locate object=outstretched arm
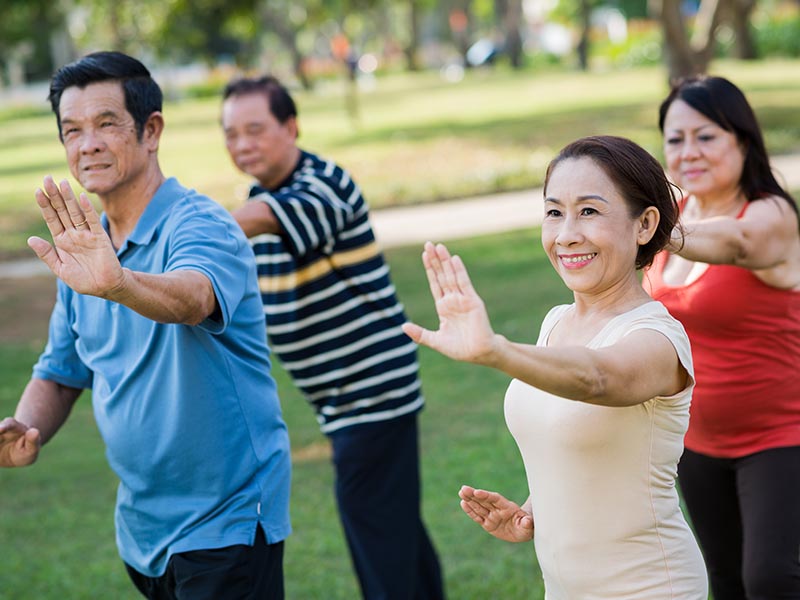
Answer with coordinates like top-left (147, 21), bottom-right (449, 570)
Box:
top-left (404, 242), bottom-right (687, 407)
top-left (458, 485), bottom-right (534, 543)
top-left (28, 177), bottom-right (217, 325)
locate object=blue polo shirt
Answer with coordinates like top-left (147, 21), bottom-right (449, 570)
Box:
top-left (32, 178), bottom-right (291, 577)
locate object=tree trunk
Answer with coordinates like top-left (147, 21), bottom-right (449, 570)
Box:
top-left (504, 0), bottom-right (524, 68)
top-left (404, 0), bottom-right (420, 71)
top-left (652, 0), bottom-right (727, 82)
top-left (577, 0), bottom-right (591, 70)
top-left (729, 0), bottom-right (757, 59)
top-left (258, 4), bottom-right (312, 90)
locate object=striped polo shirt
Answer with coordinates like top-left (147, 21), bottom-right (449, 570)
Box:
top-left (249, 150), bottom-right (424, 433)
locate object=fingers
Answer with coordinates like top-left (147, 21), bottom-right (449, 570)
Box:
top-left (78, 192), bottom-right (101, 233)
top-left (422, 241), bottom-right (444, 301)
top-left (422, 241), bottom-right (470, 298)
top-left (36, 176), bottom-right (90, 234)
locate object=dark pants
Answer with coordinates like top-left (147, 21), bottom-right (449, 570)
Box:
top-left (330, 414), bottom-right (445, 600)
top-left (125, 526), bottom-right (284, 600)
top-left (678, 446), bottom-right (800, 600)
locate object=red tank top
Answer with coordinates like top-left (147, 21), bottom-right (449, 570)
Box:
top-left (644, 202), bottom-right (800, 458)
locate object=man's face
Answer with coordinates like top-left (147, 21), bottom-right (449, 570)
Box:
top-left (59, 81), bottom-right (154, 199)
top-left (222, 92), bottom-right (299, 190)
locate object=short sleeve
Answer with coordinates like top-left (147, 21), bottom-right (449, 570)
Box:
top-left (163, 206), bottom-right (255, 335)
top-left (32, 281), bottom-right (93, 389)
top-left (251, 164), bottom-right (361, 257)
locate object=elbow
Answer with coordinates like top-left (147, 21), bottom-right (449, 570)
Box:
top-left (574, 367), bottom-right (610, 405)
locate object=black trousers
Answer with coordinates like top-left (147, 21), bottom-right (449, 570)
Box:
top-left (678, 446), bottom-right (800, 600)
top-left (330, 414), bottom-right (445, 600)
top-left (125, 526), bottom-right (284, 600)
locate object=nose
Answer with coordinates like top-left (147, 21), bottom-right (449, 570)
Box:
top-left (680, 137), bottom-right (701, 160)
top-left (229, 133), bottom-right (254, 155)
top-left (555, 214), bottom-right (583, 246)
top-left (78, 128), bottom-right (104, 155)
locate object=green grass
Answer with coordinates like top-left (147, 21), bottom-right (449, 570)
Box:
top-left (0, 228), bottom-right (571, 599)
top-left (2, 59), bottom-right (800, 258)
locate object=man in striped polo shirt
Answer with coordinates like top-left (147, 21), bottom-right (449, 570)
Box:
top-left (221, 76), bottom-right (444, 600)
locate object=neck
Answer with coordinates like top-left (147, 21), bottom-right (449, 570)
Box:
top-left (259, 147), bottom-right (301, 190)
top-left (689, 187), bottom-right (747, 219)
top-left (100, 165), bottom-right (166, 248)
top-left (572, 274), bottom-right (651, 319)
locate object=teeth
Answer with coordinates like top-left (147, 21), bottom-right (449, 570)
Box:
top-left (563, 253), bottom-right (596, 264)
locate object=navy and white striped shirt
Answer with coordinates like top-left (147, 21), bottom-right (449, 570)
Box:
top-left (249, 150), bottom-right (424, 433)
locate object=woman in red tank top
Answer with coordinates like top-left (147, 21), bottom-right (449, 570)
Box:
top-left (645, 75), bottom-right (800, 599)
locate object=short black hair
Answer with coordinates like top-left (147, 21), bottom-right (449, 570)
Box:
top-left (48, 51), bottom-right (163, 142)
top-left (222, 75), bottom-right (297, 123)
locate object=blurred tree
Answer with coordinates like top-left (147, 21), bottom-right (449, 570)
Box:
top-left (0, 0), bottom-right (75, 84)
top-left (728, 0), bottom-right (757, 58)
top-left (405, 0), bottom-right (423, 70)
top-left (494, 0), bottom-right (524, 67)
top-left (650, 0), bottom-right (728, 81)
top-left (256, 0), bottom-right (317, 89)
top-left (157, 0), bottom-right (255, 64)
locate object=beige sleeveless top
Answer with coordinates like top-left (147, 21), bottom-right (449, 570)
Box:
top-left (504, 301), bottom-right (707, 599)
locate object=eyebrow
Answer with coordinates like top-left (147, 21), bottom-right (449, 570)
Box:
top-left (666, 124), bottom-right (715, 135)
top-left (545, 195), bottom-right (609, 204)
top-left (61, 110), bottom-right (123, 125)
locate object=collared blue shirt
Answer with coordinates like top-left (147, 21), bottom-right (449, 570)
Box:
top-left (33, 178), bottom-right (291, 577)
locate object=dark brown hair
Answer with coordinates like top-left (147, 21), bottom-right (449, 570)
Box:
top-left (544, 135), bottom-right (681, 269)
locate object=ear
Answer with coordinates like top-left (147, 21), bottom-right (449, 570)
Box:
top-left (637, 206), bottom-right (660, 246)
top-left (142, 111), bottom-right (165, 152)
top-left (285, 115), bottom-right (299, 140)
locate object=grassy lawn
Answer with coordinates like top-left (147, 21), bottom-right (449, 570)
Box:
top-left (1, 58), bottom-right (800, 258)
top-left (0, 228), bottom-right (572, 599)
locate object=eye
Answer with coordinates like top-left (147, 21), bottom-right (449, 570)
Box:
top-left (580, 207), bottom-right (598, 216)
top-left (545, 208), bottom-right (562, 218)
top-left (698, 134), bottom-right (715, 142)
top-left (246, 125), bottom-right (266, 136)
top-left (665, 137), bottom-right (682, 145)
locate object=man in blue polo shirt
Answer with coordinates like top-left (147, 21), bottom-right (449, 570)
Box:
top-left (0, 52), bottom-right (291, 599)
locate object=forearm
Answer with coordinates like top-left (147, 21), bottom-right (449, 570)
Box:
top-left (16, 378), bottom-right (82, 445)
top-left (672, 217), bottom-right (746, 264)
top-left (103, 268), bottom-right (217, 325)
top-left (232, 199), bottom-right (282, 238)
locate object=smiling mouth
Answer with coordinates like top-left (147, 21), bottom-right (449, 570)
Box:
top-left (83, 164), bottom-right (110, 171)
top-left (561, 253), bottom-right (597, 264)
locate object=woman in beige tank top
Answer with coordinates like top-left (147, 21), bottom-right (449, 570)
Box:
top-left (403, 136), bottom-right (707, 599)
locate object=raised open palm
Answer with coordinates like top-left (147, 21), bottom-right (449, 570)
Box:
top-left (28, 176), bottom-right (124, 296)
top-left (402, 242), bottom-right (497, 364)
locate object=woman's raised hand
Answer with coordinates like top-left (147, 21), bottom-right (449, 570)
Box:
top-left (402, 242), bottom-right (498, 364)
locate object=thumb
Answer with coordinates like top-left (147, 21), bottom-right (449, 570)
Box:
top-left (28, 237), bottom-right (60, 272)
top-left (401, 321), bottom-right (424, 343)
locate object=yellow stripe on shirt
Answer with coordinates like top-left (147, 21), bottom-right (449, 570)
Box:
top-left (259, 240), bottom-right (382, 293)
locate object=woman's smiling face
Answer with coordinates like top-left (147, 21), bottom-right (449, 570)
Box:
top-left (662, 99), bottom-right (746, 201)
top-left (542, 157), bottom-right (652, 297)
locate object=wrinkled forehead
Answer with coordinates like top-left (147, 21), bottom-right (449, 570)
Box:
top-left (59, 80), bottom-right (128, 120)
